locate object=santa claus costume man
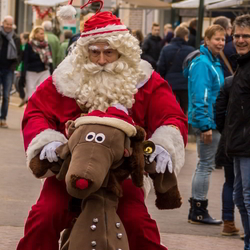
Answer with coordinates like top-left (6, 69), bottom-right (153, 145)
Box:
top-left (17, 1), bottom-right (188, 249)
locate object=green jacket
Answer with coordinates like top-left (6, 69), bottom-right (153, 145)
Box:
top-left (45, 31), bottom-right (60, 68)
top-left (57, 39), bottom-right (69, 65)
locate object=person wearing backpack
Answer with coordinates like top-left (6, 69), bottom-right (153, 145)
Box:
top-left (157, 25), bottom-right (195, 115)
top-left (184, 24), bottom-right (225, 225)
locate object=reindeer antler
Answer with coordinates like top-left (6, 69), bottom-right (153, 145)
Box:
top-left (81, 0), bottom-right (104, 13)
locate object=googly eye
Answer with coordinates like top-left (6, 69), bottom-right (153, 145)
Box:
top-left (86, 132), bottom-right (96, 141)
top-left (95, 133), bottom-right (105, 143)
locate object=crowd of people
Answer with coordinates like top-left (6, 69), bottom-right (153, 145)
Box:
top-left (0, 17), bottom-right (72, 118)
top-left (1, 2), bottom-right (250, 249)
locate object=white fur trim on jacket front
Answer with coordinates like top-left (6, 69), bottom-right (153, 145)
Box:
top-left (142, 175), bottom-right (153, 200)
top-left (136, 60), bottom-right (153, 89)
top-left (52, 54), bottom-right (80, 98)
top-left (149, 125), bottom-right (185, 176)
top-left (26, 129), bottom-right (68, 178)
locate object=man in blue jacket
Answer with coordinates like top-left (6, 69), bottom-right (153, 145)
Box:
top-left (157, 25), bottom-right (194, 115)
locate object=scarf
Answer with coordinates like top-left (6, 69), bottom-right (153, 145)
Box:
top-left (0, 26), bottom-right (17, 60)
top-left (30, 39), bottom-right (53, 69)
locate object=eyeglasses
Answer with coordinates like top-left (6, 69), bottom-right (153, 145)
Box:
top-left (233, 34), bottom-right (250, 39)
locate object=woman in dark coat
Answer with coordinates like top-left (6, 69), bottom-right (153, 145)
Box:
top-left (20, 26), bottom-right (53, 99)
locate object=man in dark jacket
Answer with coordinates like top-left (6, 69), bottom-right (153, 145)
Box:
top-left (0, 15), bottom-right (21, 128)
top-left (141, 23), bottom-right (162, 70)
top-left (213, 16), bottom-right (237, 78)
top-left (215, 76), bottom-right (240, 236)
top-left (225, 14), bottom-right (250, 250)
top-left (187, 18), bottom-right (197, 48)
top-left (157, 25), bottom-right (194, 114)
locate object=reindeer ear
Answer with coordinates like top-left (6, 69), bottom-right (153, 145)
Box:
top-left (128, 126), bottom-right (146, 188)
top-left (65, 120), bottom-right (76, 138)
top-left (56, 143), bottom-right (70, 160)
top-left (124, 136), bottom-right (132, 157)
top-left (134, 125), bottom-right (146, 141)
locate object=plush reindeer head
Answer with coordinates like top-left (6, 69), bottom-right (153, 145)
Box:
top-left (56, 107), bottom-right (146, 200)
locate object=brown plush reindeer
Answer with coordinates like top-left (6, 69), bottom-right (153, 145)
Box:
top-left (30, 107), bottom-right (146, 250)
top-left (29, 107), bottom-right (182, 250)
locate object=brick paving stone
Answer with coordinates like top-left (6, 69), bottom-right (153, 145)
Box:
top-left (160, 233), bottom-right (244, 250)
top-left (0, 226), bottom-right (23, 250)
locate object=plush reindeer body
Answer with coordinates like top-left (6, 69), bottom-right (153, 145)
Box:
top-left (57, 121), bottom-right (145, 250)
top-left (62, 189), bottom-right (129, 250)
top-left (29, 108), bottom-right (182, 250)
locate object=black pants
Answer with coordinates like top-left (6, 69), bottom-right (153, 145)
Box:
top-left (173, 89), bottom-right (188, 115)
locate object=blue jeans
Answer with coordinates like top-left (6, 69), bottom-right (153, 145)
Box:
top-left (191, 129), bottom-right (220, 200)
top-left (0, 69), bottom-right (14, 120)
top-left (222, 164), bottom-right (235, 221)
top-left (233, 157), bottom-right (250, 250)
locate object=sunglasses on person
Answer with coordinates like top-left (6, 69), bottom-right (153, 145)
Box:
top-left (233, 34), bottom-right (250, 39)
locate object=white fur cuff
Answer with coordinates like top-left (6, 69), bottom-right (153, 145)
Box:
top-left (142, 175), bottom-right (153, 200)
top-left (26, 129), bottom-right (68, 177)
top-left (149, 125), bottom-right (185, 175)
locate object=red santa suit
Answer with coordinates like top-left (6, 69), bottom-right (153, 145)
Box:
top-left (17, 5), bottom-right (187, 250)
top-left (17, 61), bottom-right (187, 250)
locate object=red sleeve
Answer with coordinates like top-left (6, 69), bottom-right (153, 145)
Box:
top-left (22, 76), bottom-right (64, 150)
top-left (146, 72), bottom-right (188, 145)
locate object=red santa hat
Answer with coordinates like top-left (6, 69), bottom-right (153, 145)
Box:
top-left (57, 0), bottom-right (128, 37)
top-left (74, 107), bottom-right (137, 137)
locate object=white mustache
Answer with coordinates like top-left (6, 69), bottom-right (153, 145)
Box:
top-left (82, 60), bottom-right (128, 75)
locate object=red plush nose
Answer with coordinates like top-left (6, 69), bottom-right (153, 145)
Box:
top-left (75, 179), bottom-right (89, 189)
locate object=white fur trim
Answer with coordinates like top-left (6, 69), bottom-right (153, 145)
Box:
top-left (149, 125), bottom-right (185, 176)
top-left (57, 5), bottom-right (76, 20)
top-left (112, 104), bottom-right (128, 114)
top-left (26, 129), bottom-right (68, 178)
top-left (53, 54), bottom-right (79, 98)
top-left (142, 175), bottom-right (152, 200)
top-left (127, 175), bottom-right (152, 200)
top-left (74, 116), bottom-right (136, 137)
top-left (136, 60), bottom-right (153, 89)
top-left (81, 25), bottom-right (127, 37)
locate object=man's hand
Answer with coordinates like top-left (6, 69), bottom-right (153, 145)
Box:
top-left (201, 130), bottom-right (212, 144)
top-left (148, 145), bottom-right (173, 174)
top-left (39, 141), bottom-right (63, 162)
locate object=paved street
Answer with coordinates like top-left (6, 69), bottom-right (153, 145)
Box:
top-left (0, 94), bottom-right (244, 250)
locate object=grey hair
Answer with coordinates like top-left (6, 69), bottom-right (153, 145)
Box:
top-left (3, 15), bottom-right (13, 23)
top-left (233, 14), bottom-right (250, 34)
top-left (42, 20), bottom-right (52, 31)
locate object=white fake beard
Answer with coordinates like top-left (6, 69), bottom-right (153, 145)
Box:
top-left (76, 58), bottom-right (139, 112)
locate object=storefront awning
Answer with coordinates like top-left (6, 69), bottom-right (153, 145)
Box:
top-left (206, 0), bottom-right (244, 9)
top-left (171, 0), bottom-right (223, 9)
top-left (25, 0), bottom-right (81, 7)
top-left (121, 0), bottom-right (171, 9)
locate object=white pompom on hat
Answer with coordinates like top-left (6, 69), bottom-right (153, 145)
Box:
top-left (57, 0), bottom-right (128, 37)
top-left (57, 0), bottom-right (77, 20)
